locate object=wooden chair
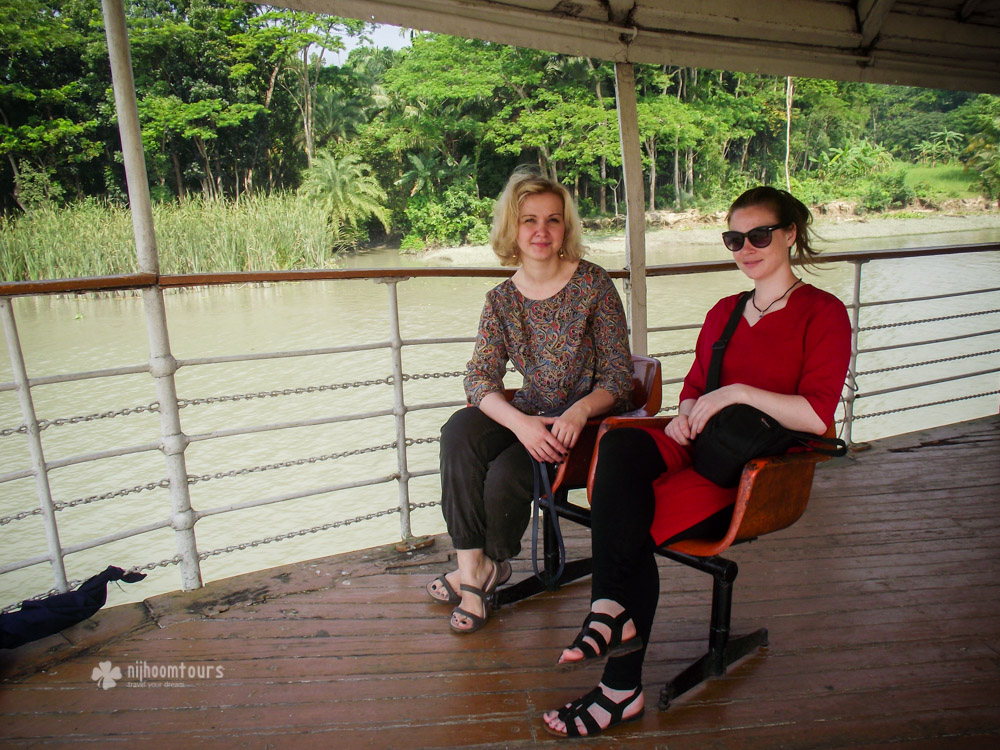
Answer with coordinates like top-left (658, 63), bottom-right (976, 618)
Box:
top-left (494, 354), bottom-right (662, 606)
top-left (587, 415), bottom-right (834, 710)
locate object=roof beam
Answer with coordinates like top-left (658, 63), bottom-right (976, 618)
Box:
top-left (260, 2), bottom-right (1000, 94)
top-left (857, 0), bottom-right (896, 49)
top-left (606, 0), bottom-right (636, 25)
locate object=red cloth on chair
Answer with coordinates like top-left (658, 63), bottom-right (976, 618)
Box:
top-left (641, 284), bottom-right (851, 545)
top-left (639, 427), bottom-right (737, 545)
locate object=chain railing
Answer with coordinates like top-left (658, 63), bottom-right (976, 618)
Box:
top-left (1, 245), bottom-right (998, 611)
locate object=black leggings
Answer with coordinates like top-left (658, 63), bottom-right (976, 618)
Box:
top-left (590, 428), bottom-right (731, 689)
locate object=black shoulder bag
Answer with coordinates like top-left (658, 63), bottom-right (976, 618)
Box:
top-left (691, 291), bottom-right (848, 488)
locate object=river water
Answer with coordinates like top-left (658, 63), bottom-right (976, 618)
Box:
top-left (2, 215), bottom-right (999, 608)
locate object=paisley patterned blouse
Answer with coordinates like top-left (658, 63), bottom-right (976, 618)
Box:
top-left (464, 259), bottom-right (633, 415)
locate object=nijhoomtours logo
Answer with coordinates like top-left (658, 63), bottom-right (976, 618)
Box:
top-left (91, 661), bottom-right (120, 690)
top-left (90, 659), bottom-right (225, 689)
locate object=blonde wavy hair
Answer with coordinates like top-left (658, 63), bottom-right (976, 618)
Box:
top-left (489, 168), bottom-right (586, 267)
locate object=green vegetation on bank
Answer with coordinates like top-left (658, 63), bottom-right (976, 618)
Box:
top-left (900, 163), bottom-right (980, 200)
top-left (0, 195), bottom-right (343, 280)
top-left (1, 163), bottom-right (993, 281)
top-left (2, 1), bottom-right (1000, 281)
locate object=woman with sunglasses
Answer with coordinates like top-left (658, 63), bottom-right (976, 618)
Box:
top-left (542, 186), bottom-right (851, 738)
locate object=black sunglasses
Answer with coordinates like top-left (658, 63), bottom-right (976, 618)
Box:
top-left (722, 223), bottom-right (789, 252)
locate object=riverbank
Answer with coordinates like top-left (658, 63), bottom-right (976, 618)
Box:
top-left (420, 205), bottom-right (1000, 265)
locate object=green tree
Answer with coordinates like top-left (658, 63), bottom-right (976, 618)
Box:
top-left (965, 95), bottom-right (1000, 202)
top-left (0, 0), bottom-right (102, 210)
top-left (248, 9), bottom-right (367, 167)
top-left (298, 151), bottom-right (389, 245)
top-left (128, 0), bottom-right (289, 200)
top-left (825, 139), bottom-right (894, 181)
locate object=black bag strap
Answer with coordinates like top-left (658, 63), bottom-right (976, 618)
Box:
top-left (784, 429), bottom-right (849, 457)
top-left (530, 457), bottom-right (565, 587)
top-left (705, 291), bottom-right (752, 393)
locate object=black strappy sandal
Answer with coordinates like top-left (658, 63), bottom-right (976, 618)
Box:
top-left (543, 685), bottom-right (644, 738)
top-left (427, 560), bottom-right (511, 606)
top-left (558, 609), bottom-right (643, 668)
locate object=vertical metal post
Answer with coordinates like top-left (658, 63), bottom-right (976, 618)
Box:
top-left (102, 0), bottom-right (201, 589)
top-left (1, 298), bottom-right (68, 593)
top-left (378, 278), bottom-right (414, 542)
top-left (615, 62), bottom-right (648, 356)
top-left (144, 289), bottom-right (201, 589)
top-left (843, 260), bottom-right (865, 445)
top-left (101, 0), bottom-right (157, 275)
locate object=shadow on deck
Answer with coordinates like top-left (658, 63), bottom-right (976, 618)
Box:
top-left (2, 416), bottom-right (999, 748)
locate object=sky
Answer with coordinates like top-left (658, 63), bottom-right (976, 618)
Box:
top-left (335, 23), bottom-right (413, 60)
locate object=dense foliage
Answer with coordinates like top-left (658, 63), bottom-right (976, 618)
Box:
top-left (2, 0), bottom-right (998, 271)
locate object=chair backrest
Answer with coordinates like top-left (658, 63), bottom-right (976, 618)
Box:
top-left (552, 354), bottom-right (663, 492)
top-left (623, 354), bottom-right (662, 418)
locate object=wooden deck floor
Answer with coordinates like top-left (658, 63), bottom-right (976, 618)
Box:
top-left (2, 415), bottom-right (999, 749)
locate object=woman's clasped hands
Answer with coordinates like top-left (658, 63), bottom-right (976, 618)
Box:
top-left (511, 404), bottom-right (588, 464)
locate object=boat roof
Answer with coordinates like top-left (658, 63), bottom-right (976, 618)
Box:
top-left (266, 0), bottom-right (1000, 94)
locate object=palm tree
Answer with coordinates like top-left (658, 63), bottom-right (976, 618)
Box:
top-left (312, 86), bottom-right (369, 148)
top-left (931, 129), bottom-right (964, 161)
top-left (915, 140), bottom-right (938, 165)
top-left (395, 152), bottom-right (446, 197)
top-left (298, 151), bottom-right (390, 235)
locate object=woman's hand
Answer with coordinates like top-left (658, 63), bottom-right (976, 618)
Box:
top-left (686, 384), bottom-right (744, 439)
top-left (664, 413), bottom-right (693, 445)
top-left (510, 413), bottom-right (571, 463)
top-left (512, 402), bottom-right (589, 464)
top-left (547, 403), bottom-right (589, 452)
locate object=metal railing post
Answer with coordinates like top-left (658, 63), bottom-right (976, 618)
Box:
top-left (843, 260), bottom-right (865, 445)
top-left (1, 298), bottom-right (68, 592)
top-left (378, 278), bottom-right (415, 543)
top-left (102, 0), bottom-right (201, 589)
top-left (144, 289), bottom-right (202, 589)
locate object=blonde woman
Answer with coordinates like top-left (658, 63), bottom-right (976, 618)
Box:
top-left (426, 168), bottom-right (633, 633)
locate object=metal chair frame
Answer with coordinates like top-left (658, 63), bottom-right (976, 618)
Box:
top-left (493, 354), bottom-right (662, 607)
top-left (588, 415), bottom-right (832, 709)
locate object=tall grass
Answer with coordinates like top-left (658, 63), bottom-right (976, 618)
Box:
top-left (894, 161), bottom-right (979, 200)
top-left (0, 194), bottom-right (346, 282)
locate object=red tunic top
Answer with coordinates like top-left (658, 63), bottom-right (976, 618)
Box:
top-left (643, 283), bottom-right (851, 544)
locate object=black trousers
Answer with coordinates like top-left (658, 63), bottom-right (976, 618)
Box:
top-left (590, 428), bottom-right (731, 690)
top-left (439, 407), bottom-right (535, 562)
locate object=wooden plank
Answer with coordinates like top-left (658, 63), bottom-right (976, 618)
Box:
top-left (1, 416), bottom-right (998, 748)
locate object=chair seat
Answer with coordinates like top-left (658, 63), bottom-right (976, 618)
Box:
top-left (589, 416), bottom-right (831, 558)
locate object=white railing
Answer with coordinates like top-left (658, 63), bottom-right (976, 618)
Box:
top-left (1, 244), bottom-right (999, 610)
